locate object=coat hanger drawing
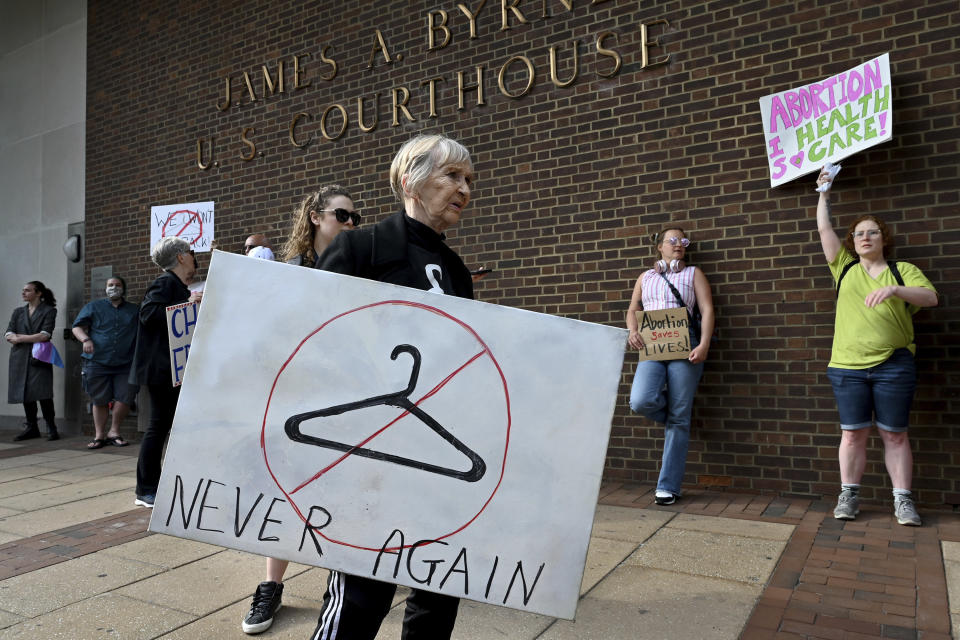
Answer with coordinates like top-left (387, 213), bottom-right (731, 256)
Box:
top-left (284, 344), bottom-right (487, 483)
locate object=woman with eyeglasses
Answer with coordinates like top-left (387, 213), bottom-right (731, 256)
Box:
top-left (626, 227), bottom-right (714, 506)
top-left (240, 185), bottom-right (359, 635)
top-left (280, 185), bottom-right (360, 267)
top-left (814, 168), bottom-right (937, 527)
top-left (129, 236), bottom-right (202, 509)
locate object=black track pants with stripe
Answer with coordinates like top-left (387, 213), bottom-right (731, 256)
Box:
top-left (312, 570), bottom-right (460, 640)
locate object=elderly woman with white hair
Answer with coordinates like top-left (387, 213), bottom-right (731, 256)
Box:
top-left (311, 133), bottom-right (475, 640)
top-left (129, 236), bottom-right (202, 509)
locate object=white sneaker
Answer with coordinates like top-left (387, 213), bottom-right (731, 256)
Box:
top-left (654, 490), bottom-right (676, 505)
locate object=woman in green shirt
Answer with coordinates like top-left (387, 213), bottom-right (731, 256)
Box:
top-left (815, 167), bottom-right (938, 527)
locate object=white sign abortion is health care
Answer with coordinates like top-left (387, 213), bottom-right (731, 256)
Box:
top-left (150, 201), bottom-right (214, 252)
top-left (148, 251), bottom-right (627, 620)
top-left (759, 53), bottom-right (892, 187)
top-left (165, 301), bottom-right (199, 387)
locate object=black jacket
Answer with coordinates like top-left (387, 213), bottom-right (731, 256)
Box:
top-left (316, 211), bottom-right (474, 300)
top-left (129, 271), bottom-right (191, 385)
top-left (5, 303), bottom-right (57, 403)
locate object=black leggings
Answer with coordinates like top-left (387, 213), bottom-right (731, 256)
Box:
top-left (312, 571), bottom-right (459, 640)
top-left (23, 399), bottom-right (56, 430)
top-left (136, 384), bottom-right (180, 496)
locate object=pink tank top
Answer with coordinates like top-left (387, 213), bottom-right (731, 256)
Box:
top-left (640, 266), bottom-right (697, 311)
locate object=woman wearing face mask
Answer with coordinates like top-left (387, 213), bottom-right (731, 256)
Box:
top-left (281, 184), bottom-right (360, 267)
top-left (129, 237), bottom-right (202, 508)
top-left (71, 277), bottom-right (139, 449)
top-left (626, 227), bottom-right (714, 506)
top-left (5, 281), bottom-right (59, 441)
top-left (815, 168), bottom-right (938, 527)
top-left (240, 184), bottom-right (360, 636)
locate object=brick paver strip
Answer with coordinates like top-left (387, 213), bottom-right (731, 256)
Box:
top-left (738, 500), bottom-right (954, 639)
top-left (0, 508), bottom-right (151, 580)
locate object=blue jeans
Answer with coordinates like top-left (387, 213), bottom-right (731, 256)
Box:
top-left (826, 348), bottom-right (916, 432)
top-left (629, 350), bottom-right (704, 495)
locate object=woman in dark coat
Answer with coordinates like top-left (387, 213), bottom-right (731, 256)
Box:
top-left (129, 237), bottom-right (201, 508)
top-left (5, 281), bottom-right (59, 441)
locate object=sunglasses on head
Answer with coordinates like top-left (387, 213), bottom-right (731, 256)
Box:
top-left (322, 208), bottom-right (361, 226)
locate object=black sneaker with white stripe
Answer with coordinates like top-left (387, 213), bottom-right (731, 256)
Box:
top-left (242, 581), bottom-right (283, 634)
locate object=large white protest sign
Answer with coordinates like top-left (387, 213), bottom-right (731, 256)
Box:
top-left (165, 301), bottom-right (199, 386)
top-left (149, 251), bottom-right (626, 620)
top-left (760, 54), bottom-right (892, 187)
top-left (150, 201), bottom-right (214, 252)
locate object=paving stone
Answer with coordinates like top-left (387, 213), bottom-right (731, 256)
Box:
top-left (36, 457), bottom-right (137, 483)
top-left (19, 452), bottom-right (123, 471)
top-left (157, 593), bottom-right (317, 639)
top-left (0, 607), bottom-right (24, 630)
top-left (0, 455), bottom-right (67, 471)
top-left (579, 536), bottom-right (639, 594)
top-left (945, 556), bottom-right (960, 614)
top-left (540, 566), bottom-right (761, 640)
top-left (590, 504), bottom-right (673, 544)
top-left (0, 466), bottom-right (61, 483)
top-left (115, 549), bottom-right (268, 616)
top-left (0, 491), bottom-right (138, 537)
top-left (99, 532), bottom-right (222, 569)
top-left (626, 527), bottom-right (787, 585)
top-left (0, 551), bottom-right (163, 616)
top-left (0, 478), bottom-right (65, 500)
top-left (0, 476), bottom-right (136, 511)
top-left (666, 512), bottom-right (795, 541)
top-left (0, 592), bottom-right (194, 639)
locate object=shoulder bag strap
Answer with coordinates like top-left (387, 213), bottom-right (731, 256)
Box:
top-left (888, 261), bottom-right (908, 308)
top-left (835, 257), bottom-right (860, 296)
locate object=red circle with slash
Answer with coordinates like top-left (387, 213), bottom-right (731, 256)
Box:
top-left (261, 300), bottom-right (511, 552)
top-left (161, 209), bottom-right (204, 246)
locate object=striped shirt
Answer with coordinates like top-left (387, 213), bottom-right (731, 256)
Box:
top-left (640, 266), bottom-right (697, 311)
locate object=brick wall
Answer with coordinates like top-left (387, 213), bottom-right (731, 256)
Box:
top-left (85, 0), bottom-right (960, 507)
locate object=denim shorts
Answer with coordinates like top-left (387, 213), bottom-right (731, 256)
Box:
top-left (826, 348), bottom-right (916, 432)
top-left (82, 362), bottom-right (139, 406)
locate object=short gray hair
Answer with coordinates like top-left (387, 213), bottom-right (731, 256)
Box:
top-left (151, 236), bottom-right (192, 270)
top-left (389, 134), bottom-right (472, 202)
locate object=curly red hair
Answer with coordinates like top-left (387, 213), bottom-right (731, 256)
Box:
top-left (843, 215), bottom-right (892, 258)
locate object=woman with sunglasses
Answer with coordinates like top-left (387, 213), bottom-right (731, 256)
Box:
top-left (240, 185), bottom-right (359, 635)
top-left (129, 236), bottom-right (202, 509)
top-left (815, 168), bottom-right (937, 527)
top-left (280, 185), bottom-right (360, 267)
top-left (626, 227), bottom-right (714, 506)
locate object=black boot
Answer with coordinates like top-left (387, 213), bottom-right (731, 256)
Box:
top-left (46, 425), bottom-right (59, 441)
top-left (13, 423), bottom-right (41, 442)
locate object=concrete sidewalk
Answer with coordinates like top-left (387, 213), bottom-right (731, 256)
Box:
top-left (0, 436), bottom-right (956, 639)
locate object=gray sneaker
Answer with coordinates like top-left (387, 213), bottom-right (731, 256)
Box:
top-left (833, 490), bottom-right (859, 520)
top-left (895, 498), bottom-right (921, 526)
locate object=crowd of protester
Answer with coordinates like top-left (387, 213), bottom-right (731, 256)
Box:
top-left (4, 135), bottom-right (938, 637)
